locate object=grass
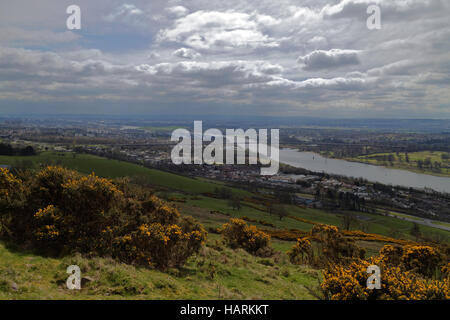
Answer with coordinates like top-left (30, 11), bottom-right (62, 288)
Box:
top-left (347, 151), bottom-right (450, 177)
top-left (0, 238), bottom-right (319, 300)
top-left (173, 194), bottom-right (450, 243)
top-left (435, 221), bottom-right (450, 228)
top-left (0, 152), bottom-right (249, 195)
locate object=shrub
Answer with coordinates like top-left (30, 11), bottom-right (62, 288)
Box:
top-left (311, 224), bottom-right (362, 265)
top-left (288, 237), bottom-right (312, 265)
top-left (400, 245), bottom-right (442, 278)
top-left (219, 218), bottom-right (271, 256)
top-left (0, 168), bottom-right (28, 240)
top-left (321, 243), bottom-right (449, 300)
top-left (114, 216), bottom-right (207, 270)
top-left (441, 263), bottom-right (450, 278)
top-left (321, 256), bottom-right (450, 300)
top-left (0, 167), bottom-right (207, 269)
top-left (379, 245), bottom-right (403, 266)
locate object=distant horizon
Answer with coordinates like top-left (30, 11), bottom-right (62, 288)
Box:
top-left (1, 113), bottom-right (449, 121)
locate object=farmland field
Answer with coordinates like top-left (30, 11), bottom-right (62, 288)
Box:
top-left (348, 151), bottom-right (450, 177)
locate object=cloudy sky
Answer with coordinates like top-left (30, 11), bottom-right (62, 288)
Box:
top-left (0, 0), bottom-right (449, 118)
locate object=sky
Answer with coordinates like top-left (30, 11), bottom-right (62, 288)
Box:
top-left (0, 0), bottom-right (449, 118)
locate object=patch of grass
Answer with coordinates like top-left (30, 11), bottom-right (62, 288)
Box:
top-left (0, 239), bottom-right (319, 300)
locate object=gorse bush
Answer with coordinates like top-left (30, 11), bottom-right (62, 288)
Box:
top-left (288, 224), bottom-right (364, 267)
top-left (321, 255), bottom-right (449, 300)
top-left (311, 224), bottom-right (363, 264)
top-left (0, 167), bottom-right (207, 269)
top-left (219, 218), bottom-right (272, 256)
top-left (286, 223), bottom-right (449, 299)
top-left (321, 244), bottom-right (449, 300)
top-left (400, 245), bottom-right (442, 278)
top-left (288, 237), bottom-right (312, 265)
top-left (379, 244), bottom-right (445, 278)
top-left (379, 244), bottom-right (403, 266)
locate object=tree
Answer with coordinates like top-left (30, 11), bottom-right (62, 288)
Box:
top-left (417, 160), bottom-right (423, 169)
top-left (275, 191), bottom-right (293, 204)
top-left (410, 223), bottom-right (421, 241)
top-left (341, 211), bottom-right (357, 231)
top-left (266, 202), bottom-right (274, 215)
top-left (388, 154), bottom-right (395, 164)
top-left (273, 205), bottom-right (288, 221)
top-left (215, 187), bottom-right (233, 199)
top-left (228, 197), bottom-right (241, 211)
top-left (20, 146), bottom-right (36, 156)
top-left (424, 157), bottom-right (432, 168)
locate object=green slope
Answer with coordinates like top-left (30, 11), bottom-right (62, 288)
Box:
top-left (0, 152), bottom-right (246, 195)
top-left (0, 237), bottom-right (319, 300)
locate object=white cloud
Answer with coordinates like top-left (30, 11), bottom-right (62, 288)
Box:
top-left (166, 6), bottom-right (189, 17)
top-left (297, 49), bottom-right (361, 71)
top-left (158, 10), bottom-right (280, 50)
top-left (172, 48), bottom-right (201, 60)
top-left (104, 4), bottom-right (144, 21)
top-left (103, 3), bottom-right (147, 28)
top-left (307, 36), bottom-right (328, 49)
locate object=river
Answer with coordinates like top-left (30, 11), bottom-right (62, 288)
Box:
top-left (279, 149), bottom-right (450, 193)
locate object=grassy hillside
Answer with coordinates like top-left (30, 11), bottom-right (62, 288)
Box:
top-left (0, 152), bottom-right (248, 195)
top-left (1, 151), bottom-right (448, 243)
top-left (1, 151), bottom-right (448, 242)
top-left (0, 237), bottom-right (319, 300)
top-left (0, 156), bottom-right (448, 300)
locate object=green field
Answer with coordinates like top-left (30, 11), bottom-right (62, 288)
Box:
top-left (171, 194), bottom-right (450, 243)
top-left (349, 151), bottom-right (450, 177)
top-left (0, 152), bottom-right (248, 195)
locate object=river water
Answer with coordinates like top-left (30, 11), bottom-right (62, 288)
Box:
top-left (279, 149), bottom-right (450, 193)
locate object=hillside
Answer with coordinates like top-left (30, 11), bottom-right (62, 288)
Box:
top-left (1, 151), bottom-right (448, 243)
top-left (0, 154), bottom-right (448, 300)
top-left (0, 237), bottom-right (319, 300)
